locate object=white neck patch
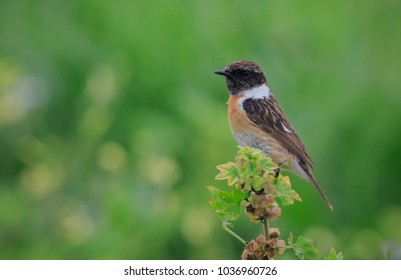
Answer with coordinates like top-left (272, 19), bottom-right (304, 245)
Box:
top-left (243, 84), bottom-right (271, 99)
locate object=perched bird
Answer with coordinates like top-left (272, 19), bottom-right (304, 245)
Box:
top-left (215, 60), bottom-right (333, 210)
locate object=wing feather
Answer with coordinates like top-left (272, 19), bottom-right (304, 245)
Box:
top-left (242, 96), bottom-right (314, 167)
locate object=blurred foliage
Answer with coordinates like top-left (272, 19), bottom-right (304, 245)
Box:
top-left (0, 0), bottom-right (400, 259)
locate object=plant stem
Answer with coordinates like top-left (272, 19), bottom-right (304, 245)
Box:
top-left (263, 217), bottom-right (269, 240)
top-left (222, 222), bottom-right (247, 245)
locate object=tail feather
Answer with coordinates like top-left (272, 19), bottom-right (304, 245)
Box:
top-left (309, 175), bottom-right (334, 211)
top-left (294, 158), bottom-right (333, 210)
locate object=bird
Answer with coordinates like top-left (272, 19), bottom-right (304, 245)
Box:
top-left (214, 60), bottom-right (333, 210)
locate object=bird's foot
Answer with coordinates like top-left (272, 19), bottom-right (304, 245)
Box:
top-left (273, 167), bottom-right (280, 178)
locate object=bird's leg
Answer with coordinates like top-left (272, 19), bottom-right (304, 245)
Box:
top-left (273, 167), bottom-right (280, 178)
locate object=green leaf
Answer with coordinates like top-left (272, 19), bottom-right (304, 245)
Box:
top-left (258, 156), bottom-right (276, 172)
top-left (235, 146), bottom-right (276, 172)
top-left (324, 247), bottom-right (343, 260)
top-left (207, 186), bottom-right (249, 222)
top-left (251, 175), bottom-right (265, 192)
top-left (288, 235), bottom-right (320, 260)
top-left (245, 160), bottom-right (258, 175)
top-left (215, 162), bottom-right (239, 186)
top-left (275, 174), bottom-right (302, 206)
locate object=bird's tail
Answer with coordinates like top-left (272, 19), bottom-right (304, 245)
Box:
top-left (308, 174), bottom-right (334, 211)
top-left (295, 159), bottom-right (333, 210)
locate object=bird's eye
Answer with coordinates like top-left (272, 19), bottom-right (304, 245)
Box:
top-left (241, 71), bottom-right (251, 78)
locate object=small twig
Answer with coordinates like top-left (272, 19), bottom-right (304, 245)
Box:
top-left (222, 222), bottom-right (247, 245)
top-left (263, 217), bottom-right (269, 240)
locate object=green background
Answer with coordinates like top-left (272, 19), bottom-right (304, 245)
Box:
top-left (1, 0), bottom-right (400, 259)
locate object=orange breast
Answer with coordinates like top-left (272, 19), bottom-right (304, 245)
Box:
top-left (227, 93), bottom-right (252, 133)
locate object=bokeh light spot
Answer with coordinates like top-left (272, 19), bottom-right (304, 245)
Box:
top-left (97, 142), bottom-right (128, 173)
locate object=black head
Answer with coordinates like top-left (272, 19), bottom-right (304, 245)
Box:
top-left (214, 60), bottom-right (267, 95)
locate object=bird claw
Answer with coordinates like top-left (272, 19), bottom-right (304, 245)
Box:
top-left (273, 167), bottom-right (280, 178)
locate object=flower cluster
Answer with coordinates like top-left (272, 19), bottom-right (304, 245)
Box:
top-left (242, 191), bottom-right (281, 223)
top-left (241, 229), bottom-right (286, 260)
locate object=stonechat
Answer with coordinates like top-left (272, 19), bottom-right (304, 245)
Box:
top-left (215, 60), bottom-right (333, 210)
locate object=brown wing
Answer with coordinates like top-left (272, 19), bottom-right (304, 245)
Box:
top-left (242, 96), bottom-right (314, 167)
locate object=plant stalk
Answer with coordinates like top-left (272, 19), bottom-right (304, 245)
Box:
top-left (263, 217), bottom-right (269, 240)
top-left (222, 222), bottom-right (247, 245)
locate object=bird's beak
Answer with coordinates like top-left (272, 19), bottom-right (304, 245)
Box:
top-left (214, 70), bottom-right (228, 76)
